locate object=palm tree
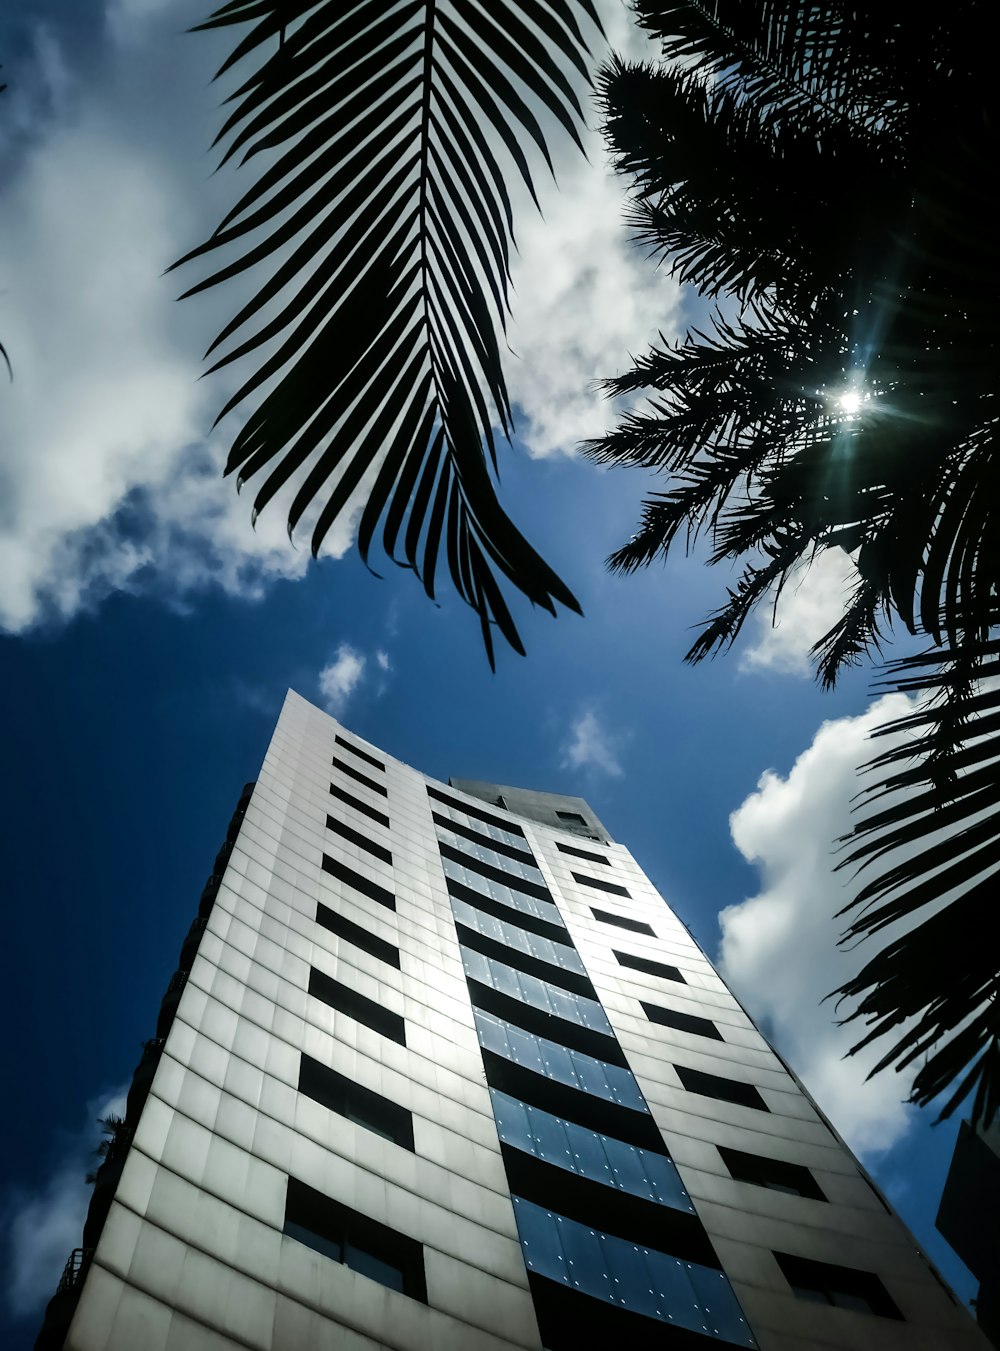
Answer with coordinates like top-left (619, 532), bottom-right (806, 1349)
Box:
top-left (176, 0), bottom-right (605, 664)
top-left (587, 2), bottom-right (1000, 1122)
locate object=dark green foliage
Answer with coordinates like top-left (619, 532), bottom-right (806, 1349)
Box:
top-left (591, 2), bottom-right (1000, 1120)
top-left (177, 1), bottom-right (603, 664)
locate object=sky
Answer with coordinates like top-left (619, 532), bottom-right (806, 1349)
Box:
top-left (0, 3), bottom-right (978, 1347)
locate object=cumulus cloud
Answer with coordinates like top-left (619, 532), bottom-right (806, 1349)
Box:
top-left (318, 644), bottom-right (367, 715)
top-left (740, 548), bottom-right (859, 676)
top-left (3, 1084), bottom-right (127, 1318)
top-left (561, 709), bottom-right (625, 778)
top-left (508, 5), bottom-right (684, 457)
top-left (718, 693), bottom-right (924, 1157)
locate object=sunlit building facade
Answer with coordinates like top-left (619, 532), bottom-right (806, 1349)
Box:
top-left (39, 690), bottom-right (986, 1350)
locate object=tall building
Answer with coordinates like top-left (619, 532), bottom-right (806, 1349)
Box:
top-left (38, 691), bottom-right (986, 1351)
top-left (936, 1118), bottom-right (1000, 1346)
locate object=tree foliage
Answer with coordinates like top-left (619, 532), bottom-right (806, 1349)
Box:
top-left (590, 1), bottom-right (1000, 1122)
top-left (180, 0), bottom-right (602, 663)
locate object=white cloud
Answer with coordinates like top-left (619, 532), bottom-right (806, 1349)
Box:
top-left (376, 650), bottom-right (391, 672)
top-left (741, 548), bottom-right (859, 676)
top-left (508, 6), bottom-right (684, 458)
top-left (718, 693), bottom-right (923, 1158)
top-left (561, 709), bottom-right (624, 778)
top-left (318, 644), bottom-right (367, 715)
top-left (3, 1085), bottom-right (127, 1318)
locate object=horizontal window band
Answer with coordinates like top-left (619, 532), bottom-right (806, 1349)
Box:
top-left (469, 981), bottom-right (629, 1067)
top-left (592, 908), bottom-right (655, 937)
top-left (309, 966), bottom-right (406, 1046)
top-left (332, 756), bottom-right (388, 797)
top-left (432, 811), bottom-right (538, 866)
top-left (427, 785), bottom-right (525, 836)
top-left (556, 841), bottom-right (611, 865)
top-left (774, 1251), bottom-right (902, 1320)
top-left (322, 854), bottom-right (395, 911)
top-left (675, 1065), bottom-right (769, 1113)
top-left (284, 1177), bottom-right (426, 1303)
top-left (299, 1053), bottom-right (414, 1151)
top-left (445, 877), bottom-right (568, 942)
top-left (334, 733), bottom-right (385, 772)
top-left (573, 871), bottom-right (630, 898)
top-left (329, 782), bottom-right (390, 829)
top-left (615, 950), bottom-right (685, 983)
top-left (526, 1272), bottom-right (749, 1351)
top-left (440, 840), bottom-right (552, 902)
top-left (642, 1002), bottom-right (723, 1042)
top-left (503, 1149), bottom-right (717, 1266)
top-left (316, 902), bottom-right (400, 969)
top-left (326, 815), bottom-right (392, 865)
top-left (718, 1146), bottom-right (826, 1202)
top-left (456, 925), bottom-right (595, 1000)
top-left (481, 1051), bottom-right (666, 1153)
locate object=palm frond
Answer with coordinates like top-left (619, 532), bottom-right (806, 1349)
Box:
top-left (178, 0), bottom-right (600, 661)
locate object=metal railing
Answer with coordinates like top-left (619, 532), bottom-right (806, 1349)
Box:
top-left (56, 1248), bottom-right (93, 1295)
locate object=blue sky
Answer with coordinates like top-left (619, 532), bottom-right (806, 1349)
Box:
top-left (0, 3), bottom-right (976, 1348)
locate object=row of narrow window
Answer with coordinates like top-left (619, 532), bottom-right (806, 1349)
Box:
top-left (310, 766), bottom-right (901, 1325)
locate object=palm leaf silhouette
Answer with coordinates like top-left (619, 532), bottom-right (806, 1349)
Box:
top-left (175, 0), bottom-right (598, 662)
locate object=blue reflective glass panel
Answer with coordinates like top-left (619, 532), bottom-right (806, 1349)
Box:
top-left (436, 826), bottom-right (545, 885)
top-left (451, 898), bottom-right (586, 975)
top-left (435, 805), bottom-right (526, 851)
top-left (442, 858), bottom-right (562, 925)
top-left (511, 1200), bottom-right (756, 1346)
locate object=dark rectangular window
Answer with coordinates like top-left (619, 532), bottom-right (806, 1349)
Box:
top-left (427, 786), bottom-right (525, 836)
top-left (334, 734), bottom-right (385, 772)
top-left (439, 840), bottom-right (552, 902)
top-left (299, 1054), bottom-right (414, 1149)
top-left (316, 902), bottom-right (400, 969)
top-left (456, 925), bottom-right (595, 1000)
top-left (330, 783), bottom-right (390, 829)
top-left (309, 967), bottom-right (406, 1045)
top-left (326, 815), bottom-right (392, 865)
top-left (332, 756), bottom-right (388, 798)
top-left (719, 1147), bottom-right (826, 1201)
top-left (774, 1252), bottom-right (902, 1319)
top-left (432, 812), bottom-right (537, 866)
top-left (591, 908), bottom-right (655, 937)
top-left (284, 1177), bottom-right (426, 1301)
top-left (642, 1002), bottom-right (723, 1041)
top-left (557, 842), bottom-right (610, 865)
top-left (615, 950), bottom-right (685, 983)
top-left (573, 872), bottom-right (630, 898)
top-left (557, 811), bottom-right (588, 828)
top-left (322, 854), bottom-right (395, 911)
top-left (445, 877), bottom-right (568, 944)
top-left (675, 1065), bottom-right (769, 1112)
top-left (467, 980), bottom-right (627, 1067)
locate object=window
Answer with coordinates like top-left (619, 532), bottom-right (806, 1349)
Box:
top-left (641, 1002), bottom-right (723, 1041)
top-left (334, 734), bottom-right (385, 772)
top-left (284, 1178), bottom-right (426, 1301)
top-left (299, 1054), bottom-right (414, 1149)
top-left (439, 841), bottom-right (551, 902)
top-left (316, 902), bottom-right (400, 969)
top-left (322, 854), bottom-right (395, 911)
top-left (556, 841), bottom-right (609, 865)
top-left (445, 876), bottom-right (568, 943)
top-left (308, 967), bottom-right (406, 1045)
top-left (674, 1065), bottom-right (769, 1113)
top-left (572, 872), bottom-right (630, 898)
top-left (774, 1252), bottom-right (902, 1319)
top-left (326, 815), bottom-right (392, 865)
top-left (591, 908), bottom-right (655, 937)
top-left (432, 811), bottom-right (537, 866)
top-left (330, 783), bottom-right (390, 829)
top-left (455, 921), bottom-right (593, 998)
top-left (427, 785), bottom-right (525, 837)
top-left (462, 948), bottom-right (613, 1039)
top-left (556, 810), bottom-right (588, 828)
top-left (332, 755), bottom-right (388, 797)
top-left (718, 1147), bottom-right (826, 1201)
top-left (512, 1198), bottom-right (749, 1342)
top-left (614, 950), bottom-right (685, 983)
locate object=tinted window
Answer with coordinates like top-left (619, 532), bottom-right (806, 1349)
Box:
top-left (675, 1065), bottom-right (769, 1113)
top-left (718, 1147), bottom-right (826, 1201)
top-left (316, 902), bottom-right (400, 969)
top-left (427, 786), bottom-right (525, 837)
top-left (774, 1251), bottom-right (902, 1319)
top-left (299, 1054), bottom-right (414, 1150)
top-left (330, 783), bottom-right (390, 829)
top-left (322, 854), bottom-right (395, 911)
top-left (334, 734), bottom-right (385, 771)
top-left (642, 1002), bottom-right (723, 1041)
top-left (332, 756), bottom-right (388, 797)
top-left (615, 950), bottom-right (685, 983)
top-left (309, 967), bottom-right (406, 1046)
top-left (327, 815), bottom-right (392, 865)
top-left (573, 872), bottom-right (630, 898)
top-left (556, 842), bottom-right (610, 864)
top-left (591, 908), bottom-right (654, 937)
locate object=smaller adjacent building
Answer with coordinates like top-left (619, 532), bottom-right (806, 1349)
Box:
top-left (936, 1118), bottom-right (1000, 1347)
